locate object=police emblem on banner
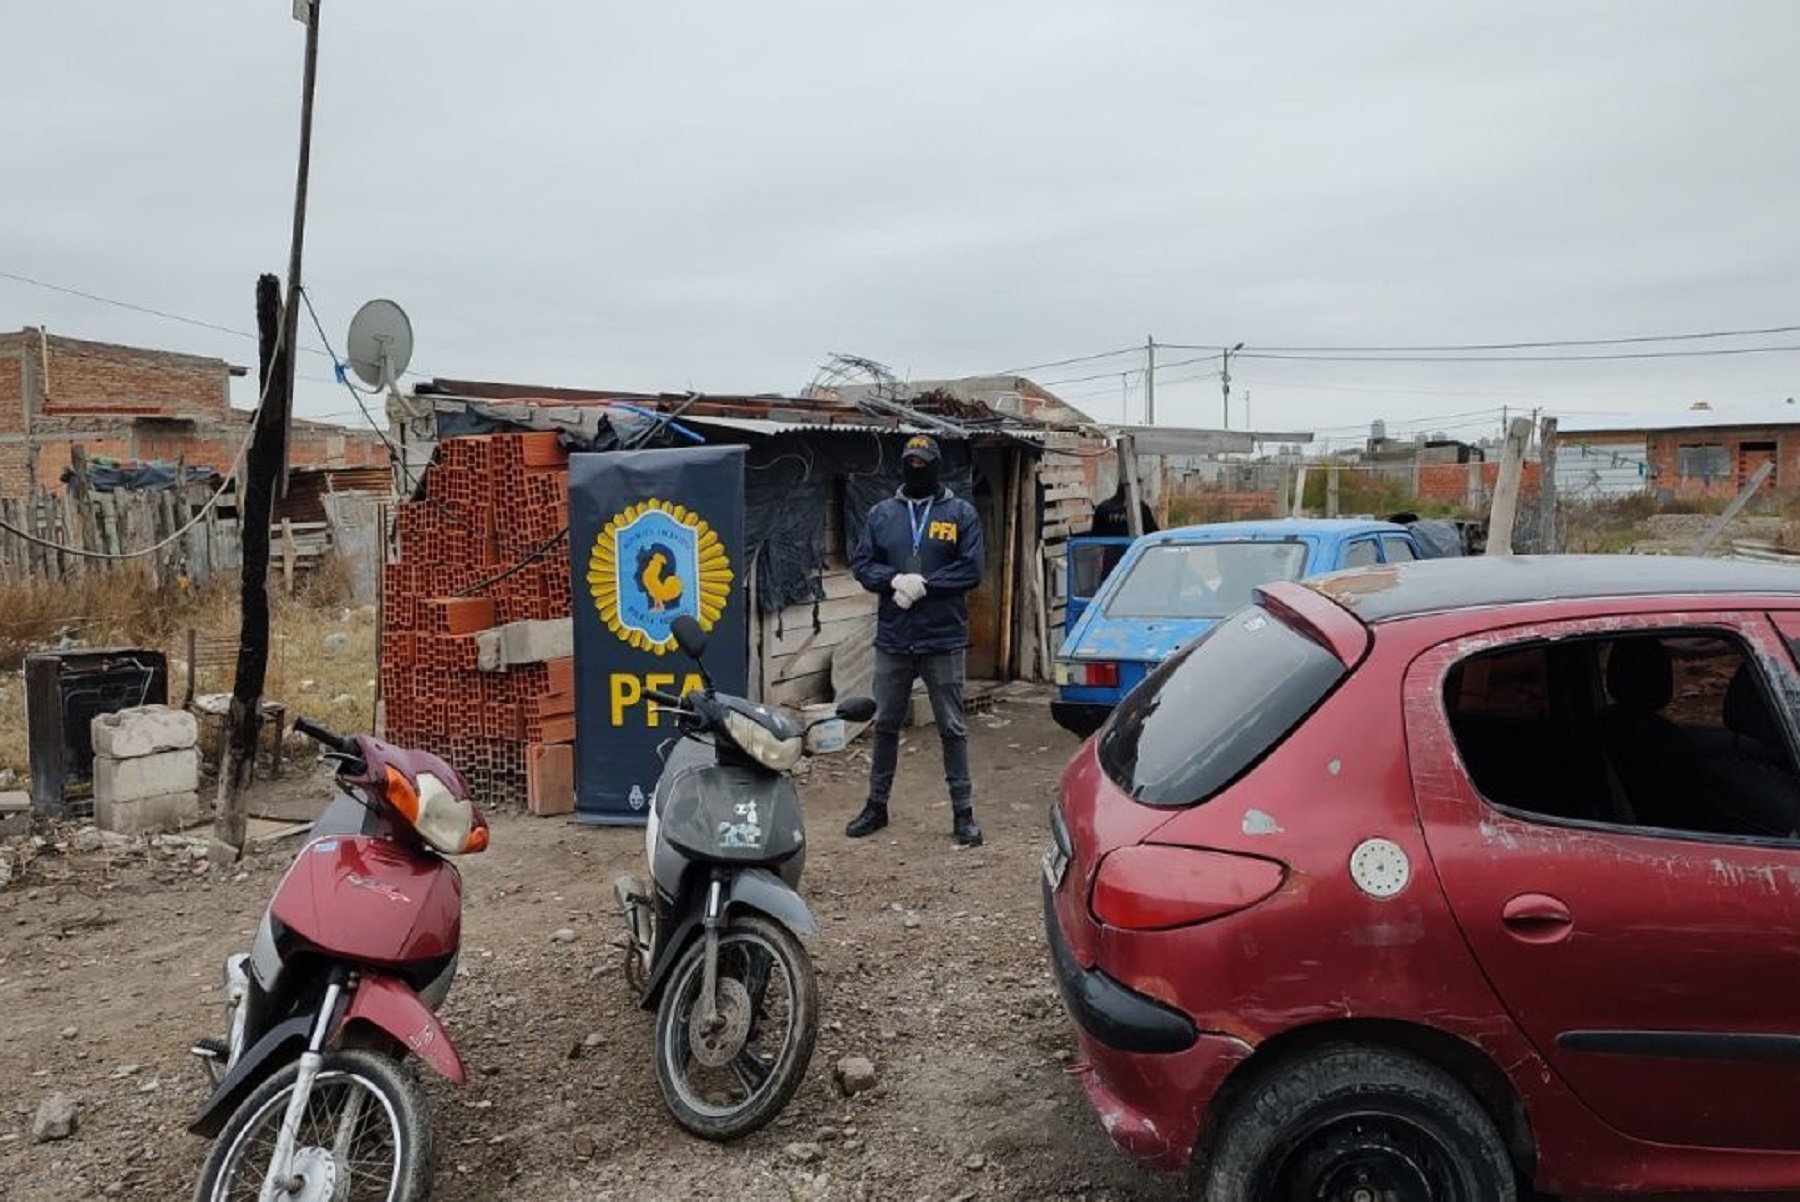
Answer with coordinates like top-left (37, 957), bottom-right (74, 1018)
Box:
top-left (587, 499), bottom-right (734, 654)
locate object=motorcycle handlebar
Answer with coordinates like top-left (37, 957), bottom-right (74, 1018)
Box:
top-left (294, 718), bottom-right (359, 758)
top-left (646, 689), bottom-right (685, 708)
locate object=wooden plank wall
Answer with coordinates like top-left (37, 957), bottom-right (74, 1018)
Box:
top-left (0, 483), bottom-right (378, 592)
top-left (1038, 433), bottom-right (1096, 651)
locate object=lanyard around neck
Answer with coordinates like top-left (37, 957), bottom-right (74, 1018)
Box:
top-left (906, 496), bottom-right (933, 555)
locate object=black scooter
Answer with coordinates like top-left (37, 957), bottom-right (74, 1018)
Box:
top-left (614, 614), bottom-right (875, 1140)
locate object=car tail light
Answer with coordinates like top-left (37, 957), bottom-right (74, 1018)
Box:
top-left (1090, 844), bottom-right (1285, 931)
top-left (1064, 660), bottom-right (1119, 688)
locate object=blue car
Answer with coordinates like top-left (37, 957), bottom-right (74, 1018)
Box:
top-left (1050, 517), bottom-right (1425, 737)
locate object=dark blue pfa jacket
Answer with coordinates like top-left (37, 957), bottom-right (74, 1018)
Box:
top-left (851, 486), bottom-right (984, 654)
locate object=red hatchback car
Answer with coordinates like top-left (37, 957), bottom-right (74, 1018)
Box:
top-left (1045, 554), bottom-right (1800, 1201)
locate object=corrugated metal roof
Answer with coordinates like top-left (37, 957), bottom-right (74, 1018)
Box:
top-left (681, 414), bottom-right (931, 438)
top-left (1558, 401), bottom-right (1800, 435)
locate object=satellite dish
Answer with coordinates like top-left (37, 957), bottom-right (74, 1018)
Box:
top-left (345, 299), bottom-right (414, 389)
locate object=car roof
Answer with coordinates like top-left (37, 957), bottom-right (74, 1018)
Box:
top-left (1300, 553), bottom-right (1800, 623)
top-left (1145, 517), bottom-right (1408, 543)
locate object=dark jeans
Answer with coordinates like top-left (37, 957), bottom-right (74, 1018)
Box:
top-left (867, 648), bottom-right (972, 812)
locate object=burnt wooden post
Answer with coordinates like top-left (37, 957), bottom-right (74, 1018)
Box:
top-left (215, 274), bottom-right (287, 856)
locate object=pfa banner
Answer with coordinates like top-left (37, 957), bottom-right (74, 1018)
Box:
top-left (570, 446), bottom-right (747, 824)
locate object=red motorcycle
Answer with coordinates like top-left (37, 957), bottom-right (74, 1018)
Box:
top-left (187, 719), bottom-right (488, 1202)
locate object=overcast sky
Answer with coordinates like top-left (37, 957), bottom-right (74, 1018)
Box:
top-left (5, 1), bottom-right (1798, 448)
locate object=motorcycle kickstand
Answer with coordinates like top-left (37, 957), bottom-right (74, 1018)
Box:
top-left (258, 977), bottom-right (344, 1202)
top-left (699, 878), bottom-right (724, 1031)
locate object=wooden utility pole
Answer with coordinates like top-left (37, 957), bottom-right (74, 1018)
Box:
top-left (216, 1), bottom-right (323, 855)
top-left (216, 274), bottom-right (287, 854)
top-left (1119, 435), bottom-right (1146, 538)
top-left (1485, 417), bottom-right (1535, 556)
top-left (1537, 416), bottom-right (1559, 553)
top-left (278, 0), bottom-right (322, 499)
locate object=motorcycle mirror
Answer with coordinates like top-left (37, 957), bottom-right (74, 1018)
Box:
top-left (835, 695), bottom-right (877, 723)
top-left (671, 614), bottom-right (708, 660)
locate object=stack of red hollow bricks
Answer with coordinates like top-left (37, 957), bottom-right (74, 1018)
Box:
top-left (380, 431), bottom-right (576, 810)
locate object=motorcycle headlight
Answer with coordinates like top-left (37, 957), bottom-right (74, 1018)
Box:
top-left (386, 767), bottom-right (488, 855)
top-left (723, 710), bottom-right (804, 773)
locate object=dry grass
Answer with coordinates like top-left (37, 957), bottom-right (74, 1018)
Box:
top-left (0, 555), bottom-right (377, 779)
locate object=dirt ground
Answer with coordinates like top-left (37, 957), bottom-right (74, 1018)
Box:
top-left (0, 696), bottom-right (1194, 1202)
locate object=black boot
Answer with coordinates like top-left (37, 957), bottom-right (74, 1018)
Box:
top-left (953, 808), bottom-right (983, 847)
top-left (845, 803), bottom-right (888, 838)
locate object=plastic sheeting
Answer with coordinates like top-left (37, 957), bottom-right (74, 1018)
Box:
top-left (1406, 518), bottom-right (1471, 558)
top-left (61, 460), bottom-right (223, 493)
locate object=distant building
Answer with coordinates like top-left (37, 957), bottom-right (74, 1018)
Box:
top-left (1555, 401), bottom-right (1800, 500)
top-left (0, 327), bottom-right (386, 499)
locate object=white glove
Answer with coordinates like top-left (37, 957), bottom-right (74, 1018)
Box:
top-left (891, 573), bottom-right (928, 608)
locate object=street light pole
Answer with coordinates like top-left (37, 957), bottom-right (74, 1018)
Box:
top-left (1221, 341), bottom-right (1244, 429)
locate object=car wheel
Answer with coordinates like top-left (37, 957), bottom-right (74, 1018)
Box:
top-left (1196, 1044), bottom-right (1517, 1202)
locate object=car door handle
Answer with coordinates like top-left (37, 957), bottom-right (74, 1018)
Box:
top-left (1501, 893), bottom-right (1573, 944)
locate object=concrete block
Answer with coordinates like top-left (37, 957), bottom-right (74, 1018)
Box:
top-left (476, 630), bottom-right (504, 673)
top-left (94, 749), bottom-right (200, 805)
top-left (906, 688), bottom-right (935, 729)
top-left (0, 791), bottom-right (30, 838)
top-left (95, 791), bottom-right (200, 836)
top-left (91, 705), bottom-right (199, 760)
top-left (500, 619), bottom-right (573, 667)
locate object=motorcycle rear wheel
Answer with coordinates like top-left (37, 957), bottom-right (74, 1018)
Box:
top-left (654, 914), bottom-right (818, 1141)
top-left (194, 1047), bottom-right (433, 1202)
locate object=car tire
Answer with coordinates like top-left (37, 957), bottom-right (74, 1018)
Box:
top-left (1195, 1043), bottom-right (1517, 1202)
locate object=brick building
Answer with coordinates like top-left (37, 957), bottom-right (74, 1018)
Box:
top-left (1555, 401), bottom-right (1800, 501)
top-left (0, 327), bottom-right (386, 499)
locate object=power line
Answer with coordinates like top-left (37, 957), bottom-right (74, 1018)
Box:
top-left (1039, 351), bottom-right (1220, 389)
top-left (1237, 343), bottom-right (1800, 364)
top-left (0, 265), bottom-right (432, 378)
top-left (997, 345), bottom-right (1141, 375)
top-left (1159, 321), bottom-right (1800, 354)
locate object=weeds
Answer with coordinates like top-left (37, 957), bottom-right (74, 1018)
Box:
top-left (0, 555), bottom-right (375, 778)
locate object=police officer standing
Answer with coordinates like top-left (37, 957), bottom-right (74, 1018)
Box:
top-left (847, 435), bottom-right (986, 847)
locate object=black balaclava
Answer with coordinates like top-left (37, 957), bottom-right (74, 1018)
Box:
top-left (900, 435), bottom-right (941, 500)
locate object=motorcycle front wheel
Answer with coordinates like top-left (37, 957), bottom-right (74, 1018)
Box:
top-left (194, 1047), bottom-right (433, 1202)
top-left (654, 913), bottom-right (818, 1141)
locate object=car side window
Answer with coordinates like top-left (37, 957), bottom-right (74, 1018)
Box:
top-left (1343, 539), bottom-right (1380, 568)
top-left (1443, 630), bottom-right (1800, 841)
top-left (1381, 536), bottom-right (1417, 563)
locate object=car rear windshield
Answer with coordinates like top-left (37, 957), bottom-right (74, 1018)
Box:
top-left (1098, 603), bottom-right (1348, 806)
top-left (1103, 541), bottom-right (1309, 619)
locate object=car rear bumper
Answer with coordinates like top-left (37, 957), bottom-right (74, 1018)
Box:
top-left (1051, 700), bottom-right (1111, 738)
top-left (1043, 879), bottom-right (1252, 1173)
top-left (1043, 879), bottom-right (1195, 1054)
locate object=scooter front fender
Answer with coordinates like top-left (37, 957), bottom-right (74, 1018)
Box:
top-left (729, 866), bottom-right (819, 936)
top-left (187, 1014), bottom-right (313, 1138)
top-left (339, 971), bottom-right (465, 1085)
